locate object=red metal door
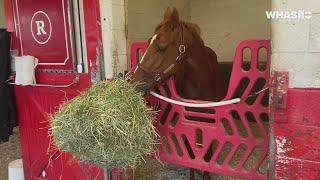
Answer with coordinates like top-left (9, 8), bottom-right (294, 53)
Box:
top-left (13, 0), bottom-right (74, 70)
top-left (7, 0), bottom-right (105, 179)
top-left (14, 74), bottom-right (105, 180)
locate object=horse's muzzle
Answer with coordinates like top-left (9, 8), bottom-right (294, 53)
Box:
top-left (135, 81), bottom-right (155, 96)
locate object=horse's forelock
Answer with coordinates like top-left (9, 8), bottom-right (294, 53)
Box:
top-left (185, 23), bottom-right (201, 36)
top-left (155, 22), bottom-right (177, 33)
top-left (184, 22), bottom-right (204, 46)
top-left (154, 21), bottom-right (204, 46)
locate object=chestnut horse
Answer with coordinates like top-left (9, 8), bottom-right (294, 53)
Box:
top-left (131, 7), bottom-right (227, 180)
top-left (132, 7), bottom-right (227, 102)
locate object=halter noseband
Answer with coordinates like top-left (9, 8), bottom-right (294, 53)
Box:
top-left (137, 23), bottom-right (186, 83)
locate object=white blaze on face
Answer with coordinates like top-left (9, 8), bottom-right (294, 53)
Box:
top-left (134, 34), bottom-right (158, 73)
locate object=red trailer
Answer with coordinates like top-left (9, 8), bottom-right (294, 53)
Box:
top-left (4, 0), bottom-right (105, 179)
top-left (3, 0), bottom-right (320, 179)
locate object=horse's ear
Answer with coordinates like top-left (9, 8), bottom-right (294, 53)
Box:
top-left (164, 7), bottom-right (172, 22)
top-left (164, 7), bottom-right (180, 25)
top-left (171, 7), bottom-right (180, 23)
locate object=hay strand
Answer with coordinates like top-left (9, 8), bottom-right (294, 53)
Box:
top-left (51, 78), bottom-right (158, 168)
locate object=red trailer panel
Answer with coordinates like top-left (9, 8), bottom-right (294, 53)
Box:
top-left (15, 74), bottom-right (104, 179)
top-left (271, 88), bottom-right (320, 180)
top-left (131, 40), bottom-right (271, 179)
top-left (5, 0), bottom-right (105, 179)
top-left (12, 0), bottom-right (74, 70)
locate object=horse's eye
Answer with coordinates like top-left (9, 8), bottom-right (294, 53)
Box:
top-left (157, 45), bottom-right (167, 53)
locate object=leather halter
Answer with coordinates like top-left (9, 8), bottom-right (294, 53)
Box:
top-left (137, 23), bottom-right (186, 83)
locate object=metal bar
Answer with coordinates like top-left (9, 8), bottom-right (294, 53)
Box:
top-left (8, 76), bottom-right (80, 88)
top-left (72, 0), bottom-right (84, 73)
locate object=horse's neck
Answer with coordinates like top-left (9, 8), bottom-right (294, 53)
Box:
top-left (175, 45), bottom-right (220, 101)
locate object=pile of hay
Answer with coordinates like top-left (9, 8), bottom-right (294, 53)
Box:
top-left (51, 78), bottom-right (158, 168)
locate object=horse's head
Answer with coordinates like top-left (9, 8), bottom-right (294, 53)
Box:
top-left (131, 7), bottom-right (202, 95)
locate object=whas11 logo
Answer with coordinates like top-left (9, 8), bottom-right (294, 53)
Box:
top-left (266, 10), bottom-right (312, 20)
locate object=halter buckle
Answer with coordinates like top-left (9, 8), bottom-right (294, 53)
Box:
top-left (179, 45), bottom-right (186, 54)
top-left (155, 74), bottom-right (161, 82)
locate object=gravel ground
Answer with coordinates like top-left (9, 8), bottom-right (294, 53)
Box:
top-left (0, 128), bottom-right (22, 180)
top-left (134, 159), bottom-right (238, 180)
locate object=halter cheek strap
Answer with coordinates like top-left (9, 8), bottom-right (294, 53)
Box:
top-left (137, 23), bottom-right (186, 83)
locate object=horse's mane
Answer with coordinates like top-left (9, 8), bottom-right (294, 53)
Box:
top-left (155, 21), bottom-right (205, 46)
top-left (183, 22), bottom-right (204, 46)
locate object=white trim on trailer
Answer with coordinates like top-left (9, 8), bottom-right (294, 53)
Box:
top-left (72, 0), bottom-right (83, 73)
top-left (150, 91), bottom-right (240, 108)
top-left (72, 0), bottom-right (88, 73)
top-left (78, 0), bottom-right (89, 73)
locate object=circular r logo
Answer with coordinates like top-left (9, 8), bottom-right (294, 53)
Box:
top-left (31, 11), bottom-right (52, 45)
